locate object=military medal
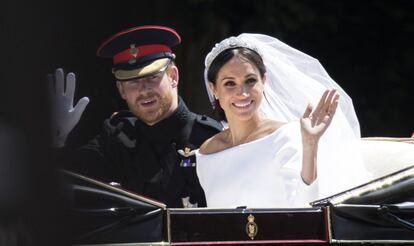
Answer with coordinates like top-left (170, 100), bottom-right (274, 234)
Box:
top-left (178, 147), bottom-right (196, 167)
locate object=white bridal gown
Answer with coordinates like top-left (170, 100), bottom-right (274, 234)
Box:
top-left (196, 121), bottom-right (370, 208)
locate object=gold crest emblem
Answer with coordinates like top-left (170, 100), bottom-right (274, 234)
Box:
top-left (245, 214), bottom-right (258, 240)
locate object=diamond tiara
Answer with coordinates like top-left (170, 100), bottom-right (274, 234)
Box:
top-left (205, 36), bottom-right (262, 70)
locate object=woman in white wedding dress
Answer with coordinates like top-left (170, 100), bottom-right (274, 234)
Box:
top-left (196, 34), bottom-right (371, 208)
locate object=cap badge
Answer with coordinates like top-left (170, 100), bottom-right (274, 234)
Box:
top-left (130, 44), bottom-right (138, 58)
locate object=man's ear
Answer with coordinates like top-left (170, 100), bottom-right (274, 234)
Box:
top-left (168, 65), bottom-right (179, 88)
top-left (116, 81), bottom-right (127, 100)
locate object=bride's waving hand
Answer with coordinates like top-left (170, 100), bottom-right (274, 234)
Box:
top-left (301, 89), bottom-right (339, 141)
top-left (300, 89), bottom-right (339, 185)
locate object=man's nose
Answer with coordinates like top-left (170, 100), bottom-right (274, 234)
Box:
top-left (140, 79), bottom-right (153, 90)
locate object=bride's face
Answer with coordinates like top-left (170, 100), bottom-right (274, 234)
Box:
top-left (210, 56), bottom-right (265, 122)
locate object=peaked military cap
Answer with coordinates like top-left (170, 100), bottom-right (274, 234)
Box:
top-left (96, 25), bottom-right (181, 81)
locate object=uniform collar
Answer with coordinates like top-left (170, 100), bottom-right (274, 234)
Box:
top-left (136, 97), bottom-right (193, 147)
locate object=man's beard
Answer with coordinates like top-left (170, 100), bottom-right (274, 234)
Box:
top-left (130, 92), bottom-right (174, 125)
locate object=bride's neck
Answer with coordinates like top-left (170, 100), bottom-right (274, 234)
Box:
top-left (226, 115), bottom-right (264, 146)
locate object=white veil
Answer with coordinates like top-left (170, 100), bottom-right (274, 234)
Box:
top-left (204, 33), bottom-right (371, 200)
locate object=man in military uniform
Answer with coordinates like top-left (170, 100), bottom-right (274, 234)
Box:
top-left (50, 26), bottom-right (222, 208)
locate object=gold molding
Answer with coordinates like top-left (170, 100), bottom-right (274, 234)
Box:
top-left (326, 206), bottom-right (333, 243)
top-left (166, 209), bottom-right (171, 244)
top-left (74, 242), bottom-right (170, 246)
top-left (330, 239), bottom-right (414, 244)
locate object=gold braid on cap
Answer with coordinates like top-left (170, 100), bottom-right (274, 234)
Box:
top-left (204, 36), bottom-right (262, 71)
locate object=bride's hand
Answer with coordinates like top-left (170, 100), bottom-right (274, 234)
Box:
top-left (300, 89), bottom-right (339, 142)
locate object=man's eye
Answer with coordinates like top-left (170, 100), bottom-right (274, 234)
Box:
top-left (126, 80), bottom-right (139, 85)
top-left (148, 74), bottom-right (161, 82)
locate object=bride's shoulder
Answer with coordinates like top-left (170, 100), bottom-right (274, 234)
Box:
top-left (199, 130), bottom-right (229, 155)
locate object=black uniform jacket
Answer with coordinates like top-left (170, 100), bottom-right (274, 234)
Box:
top-left (61, 98), bottom-right (222, 208)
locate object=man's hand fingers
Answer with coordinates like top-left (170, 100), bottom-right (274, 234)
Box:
top-left (55, 68), bottom-right (65, 95)
top-left (65, 72), bottom-right (77, 108)
top-left (71, 97), bottom-right (90, 117)
top-left (65, 72), bottom-right (76, 97)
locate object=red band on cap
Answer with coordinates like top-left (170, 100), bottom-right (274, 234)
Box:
top-left (113, 44), bottom-right (171, 65)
